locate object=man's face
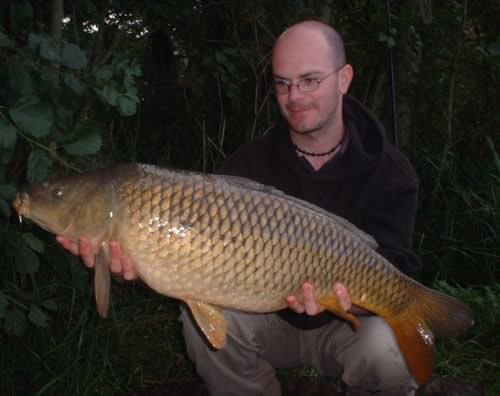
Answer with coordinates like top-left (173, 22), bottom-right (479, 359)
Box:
top-left (272, 28), bottom-right (350, 136)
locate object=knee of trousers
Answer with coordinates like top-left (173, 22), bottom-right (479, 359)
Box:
top-left (178, 307), bottom-right (283, 396)
top-left (341, 316), bottom-right (417, 392)
top-left (178, 306), bottom-right (275, 364)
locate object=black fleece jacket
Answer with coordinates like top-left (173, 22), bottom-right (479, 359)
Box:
top-left (218, 95), bottom-right (421, 329)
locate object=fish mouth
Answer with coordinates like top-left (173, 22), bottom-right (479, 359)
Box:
top-left (12, 192), bottom-right (73, 236)
top-left (12, 192), bottom-right (30, 219)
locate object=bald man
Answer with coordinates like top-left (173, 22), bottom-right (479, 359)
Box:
top-left (58, 20), bottom-right (421, 396)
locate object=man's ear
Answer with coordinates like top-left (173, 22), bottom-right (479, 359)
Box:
top-left (339, 64), bottom-right (354, 94)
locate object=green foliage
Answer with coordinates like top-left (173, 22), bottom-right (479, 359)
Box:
top-left (0, 116), bottom-right (18, 148)
top-left (0, 0), bottom-right (142, 348)
top-left (63, 126), bottom-right (102, 156)
top-left (93, 55), bottom-right (142, 116)
top-left (9, 96), bottom-right (55, 137)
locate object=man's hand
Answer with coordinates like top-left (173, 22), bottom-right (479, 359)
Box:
top-left (287, 282), bottom-right (368, 315)
top-left (56, 236), bottom-right (138, 280)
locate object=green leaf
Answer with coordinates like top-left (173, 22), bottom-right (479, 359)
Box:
top-left (117, 95), bottom-right (138, 116)
top-left (61, 41), bottom-right (87, 69)
top-left (0, 148), bottom-right (14, 166)
top-left (28, 33), bottom-right (45, 51)
top-left (124, 78), bottom-right (138, 97)
top-left (94, 84), bottom-right (120, 107)
top-left (15, 243), bottom-right (40, 274)
top-left (93, 65), bottom-right (113, 81)
top-left (28, 305), bottom-right (50, 328)
top-left (7, 57), bottom-right (34, 96)
top-left (40, 36), bottom-right (61, 63)
top-left (0, 183), bottom-right (16, 200)
top-left (127, 61), bottom-right (142, 77)
top-left (63, 74), bottom-right (86, 96)
top-left (0, 116), bottom-right (17, 149)
top-left (4, 307), bottom-right (27, 336)
top-left (22, 232), bottom-right (45, 253)
top-left (0, 182), bottom-right (16, 216)
top-left (0, 31), bottom-right (14, 48)
top-left (0, 292), bottom-right (8, 319)
top-left (27, 149), bottom-right (53, 183)
top-left (112, 54), bottom-right (130, 71)
top-left (63, 126), bottom-right (102, 156)
top-left (42, 299), bottom-right (58, 312)
top-left (0, 148), bottom-right (14, 167)
top-left (0, 200), bottom-right (10, 218)
top-left (9, 96), bottom-right (54, 138)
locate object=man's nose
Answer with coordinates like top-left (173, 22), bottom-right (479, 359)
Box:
top-left (287, 84), bottom-right (305, 100)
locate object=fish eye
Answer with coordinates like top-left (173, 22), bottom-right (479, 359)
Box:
top-left (52, 186), bottom-right (64, 198)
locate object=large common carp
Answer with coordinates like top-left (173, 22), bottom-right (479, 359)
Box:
top-left (12, 163), bottom-right (473, 384)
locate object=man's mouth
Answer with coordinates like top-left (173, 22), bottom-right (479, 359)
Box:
top-left (287, 106), bottom-right (312, 113)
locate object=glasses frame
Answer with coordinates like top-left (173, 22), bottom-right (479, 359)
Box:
top-left (273, 64), bottom-right (346, 95)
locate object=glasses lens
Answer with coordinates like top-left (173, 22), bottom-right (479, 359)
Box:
top-left (298, 78), bottom-right (318, 92)
top-left (274, 81), bottom-right (289, 94)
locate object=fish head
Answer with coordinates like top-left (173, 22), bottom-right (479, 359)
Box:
top-left (12, 170), bottom-right (116, 240)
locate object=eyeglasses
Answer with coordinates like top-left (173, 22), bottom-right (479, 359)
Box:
top-left (273, 65), bottom-right (345, 95)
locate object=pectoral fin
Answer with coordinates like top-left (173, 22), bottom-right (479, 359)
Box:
top-left (319, 295), bottom-right (361, 330)
top-left (94, 242), bottom-right (111, 318)
top-left (185, 299), bottom-right (227, 349)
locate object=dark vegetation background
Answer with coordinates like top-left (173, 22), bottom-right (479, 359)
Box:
top-left (0, 1), bottom-right (498, 395)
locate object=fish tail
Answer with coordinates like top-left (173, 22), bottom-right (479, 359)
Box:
top-left (386, 284), bottom-right (474, 384)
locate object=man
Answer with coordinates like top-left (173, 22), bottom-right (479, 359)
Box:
top-left (58, 20), bottom-right (421, 395)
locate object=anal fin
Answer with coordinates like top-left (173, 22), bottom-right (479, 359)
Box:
top-left (319, 295), bottom-right (361, 330)
top-left (94, 242), bottom-right (111, 318)
top-left (185, 299), bottom-right (227, 349)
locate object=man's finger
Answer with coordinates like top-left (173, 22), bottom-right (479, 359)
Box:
top-left (122, 256), bottom-right (138, 280)
top-left (79, 236), bottom-right (95, 267)
top-left (109, 241), bottom-right (123, 274)
top-left (302, 283), bottom-right (318, 315)
top-left (334, 283), bottom-right (352, 311)
top-left (56, 235), bottom-right (79, 255)
top-left (79, 236), bottom-right (93, 255)
top-left (302, 283), bottom-right (324, 315)
top-left (286, 295), bottom-right (304, 314)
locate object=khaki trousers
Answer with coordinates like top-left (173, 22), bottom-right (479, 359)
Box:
top-left (179, 306), bottom-right (418, 395)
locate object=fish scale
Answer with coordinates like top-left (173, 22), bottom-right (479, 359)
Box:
top-left (12, 163), bottom-right (474, 385)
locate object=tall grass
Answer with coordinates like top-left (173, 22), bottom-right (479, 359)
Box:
top-left (414, 141), bottom-right (499, 286)
top-left (2, 271), bottom-right (498, 395)
top-left (433, 282), bottom-right (500, 396)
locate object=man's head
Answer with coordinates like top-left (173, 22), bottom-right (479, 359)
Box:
top-left (272, 20), bottom-right (353, 137)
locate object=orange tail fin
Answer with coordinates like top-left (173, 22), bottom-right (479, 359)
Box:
top-left (386, 285), bottom-right (474, 384)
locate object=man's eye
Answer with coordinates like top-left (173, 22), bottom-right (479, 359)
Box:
top-left (300, 78), bottom-right (317, 87)
top-left (274, 80), bottom-right (288, 87)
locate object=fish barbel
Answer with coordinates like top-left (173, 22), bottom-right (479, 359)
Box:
top-left (12, 163), bottom-right (474, 384)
